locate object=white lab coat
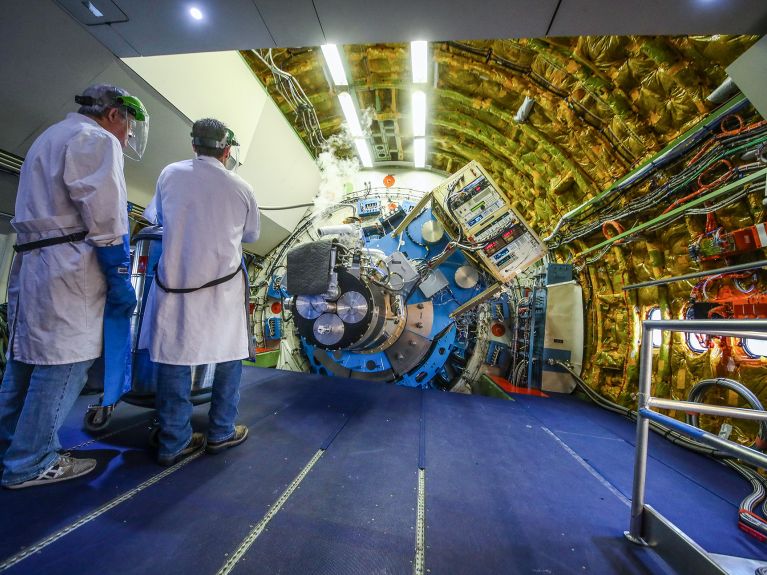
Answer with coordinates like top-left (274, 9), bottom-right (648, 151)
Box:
top-left (7, 113), bottom-right (128, 364)
top-left (139, 156), bottom-right (260, 365)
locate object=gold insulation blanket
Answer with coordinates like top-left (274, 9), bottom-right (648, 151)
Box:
top-left (243, 35), bottom-right (766, 442)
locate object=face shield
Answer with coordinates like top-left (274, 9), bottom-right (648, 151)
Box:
top-left (117, 95), bottom-right (149, 161)
top-left (193, 127), bottom-right (240, 171)
top-left (224, 134), bottom-right (240, 171)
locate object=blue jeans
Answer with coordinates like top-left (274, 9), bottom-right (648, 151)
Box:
top-left (155, 360), bottom-right (242, 459)
top-left (0, 358), bottom-right (95, 486)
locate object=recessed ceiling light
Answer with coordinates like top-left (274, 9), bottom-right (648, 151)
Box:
top-left (321, 44), bottom-right (349, 87)
top-left (414, 138), bottom-right (426, 168)
top-left (85, 2), bottom-right (104, 18)
top-left (355, 139), bottom-right (373, 168)
top-left (411, 41), bottom-right (428, 84)
top-left (412, 91), bottom-right (426, 137)
top-left (189, 7), bottom-right (203, 20)
top-left (338, 92), bottom-right (363, 138)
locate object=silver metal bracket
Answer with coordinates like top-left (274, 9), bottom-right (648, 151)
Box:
top-left (623, 530), bottom-right (648, 546)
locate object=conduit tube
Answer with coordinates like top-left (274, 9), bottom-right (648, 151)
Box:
top-left (545, 94), bottom-right (750, 243)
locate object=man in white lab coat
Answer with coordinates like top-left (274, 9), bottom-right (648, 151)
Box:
top-left (0, 84), bottom-right (149, 489)
top-left (140, 118), bottom-right (259, 466)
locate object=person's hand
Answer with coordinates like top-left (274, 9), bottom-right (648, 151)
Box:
top-left (95, 235), bottom-right (136, 318)
top-left (105, 280), bottom-right (137, 317)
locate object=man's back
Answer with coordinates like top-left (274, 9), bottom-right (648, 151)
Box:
top-left (16, 113), bottom-right (125, 242)
top-left (139, 154), bottom-right (259, 366)
top-left (155, 156), bottom-right (259, 289)
top-left (9, 112), bottom-right (127, 364)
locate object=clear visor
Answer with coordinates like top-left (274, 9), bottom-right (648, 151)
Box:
top-left (124, 114), bottom-right (149, 161)
top-left (224, 144), bottom-right (240, 171)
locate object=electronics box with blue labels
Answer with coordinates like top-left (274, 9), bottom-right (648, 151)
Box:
top-left (431, 160), bottom-right (547, 283)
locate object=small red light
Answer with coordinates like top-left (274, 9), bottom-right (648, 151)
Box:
top-left (491, 324), bottom-right (506, 337)
top-left (271, 302), bottom-right (282, 314)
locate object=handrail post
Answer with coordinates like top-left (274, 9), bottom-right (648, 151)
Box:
top-left (626, 322), bottom-right (654, 544)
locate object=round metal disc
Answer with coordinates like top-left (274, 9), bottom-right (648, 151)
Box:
top-left (336, 291), bottom-right (368, 324)
top-left (313, 313), bottom-right (345, 346)
top-left (295, 295), bottom-right (328, 320)
top-left (421, 219), bottom-right (445, 244)
top-left (454, 265), bottom-right (479, 289)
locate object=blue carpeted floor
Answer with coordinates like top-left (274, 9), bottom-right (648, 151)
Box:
top-left (0, 367), bottom-right (764, 574)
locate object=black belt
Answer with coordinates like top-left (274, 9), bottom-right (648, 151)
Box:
top-left (154, 265), bottom-right (245, 294)
top-left (13, 231), bottom-right (88, 253)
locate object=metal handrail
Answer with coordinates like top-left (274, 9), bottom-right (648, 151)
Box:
top-left (627, 319), bottom-right (767, 549)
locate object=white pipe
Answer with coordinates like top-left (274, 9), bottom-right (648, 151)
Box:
top-left (317, 224), bottom-right (357, 237)
top-left (706, 77), bottom-right (738, 104)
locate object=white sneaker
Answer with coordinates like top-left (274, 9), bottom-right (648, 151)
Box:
top-left (5, 455), bottom-right (96, 490)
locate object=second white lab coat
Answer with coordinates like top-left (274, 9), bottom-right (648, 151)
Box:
top-left (138, 156), bottom-right (260, 365)
top-left (7, 113), bottom-right (128, 364)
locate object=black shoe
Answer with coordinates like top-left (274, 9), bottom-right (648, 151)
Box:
top-left (157, 433), bottom-right (206, 467)
top-left (207, 425), bottom-right (249, 455)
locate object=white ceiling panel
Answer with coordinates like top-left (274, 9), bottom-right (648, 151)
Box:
top-left (95, 0), bottom-right (276, 56)
top-left (550, 0), bottom-right (767, 36)
top-left (254, 0), bottom-right (326, 47)
top-left (314, 0), bottom-right (560, 44)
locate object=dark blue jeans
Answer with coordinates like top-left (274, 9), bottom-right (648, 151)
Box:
top-left (155, 360), bottom-right (242, 459)
top-left (0, 358), bottom-right (95, 486)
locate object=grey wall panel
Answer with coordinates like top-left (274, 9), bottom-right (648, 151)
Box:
top-left (245, 214), bottom-right (293, 256)
top-left (254, 0), bottom-right (326, 47)
top-left (106, 0), bottom-right (275, 56)
top-left (314, 0), bottom-right (559, 44)
top-left (0, 0), bottom-right (116, 154)
top-left (0, 173), bottom-right (19, 217)
top-left (550, 0), bottom-right (767, 36)
top-left (86, 23), bottom-right (142, 58)
top-left (728, 36), bottom-right (767, 122)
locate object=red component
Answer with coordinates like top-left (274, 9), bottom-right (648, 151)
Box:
top-left (488, 375), bottom-right (549, 397)
top-left (705, 213), bottom-right (719, 234)
top-left (738, 522), bottom-right (767, 542)
top-left (700, 284), bottom-right (767, 319)
top-left (738, 510), bottom-right (767, 542)
top-left (137, 255), bottom-right (148, 274)
top-left (491, 323), bottom-right (506, 337)
top-left (249, 303), bottom-right (256, 314)
top-left (383, 174), bottom-right (395, 188)
top-left (270, 302), bottom-right (282, 314)
top-left (692, 222), bottom-right (767, 263)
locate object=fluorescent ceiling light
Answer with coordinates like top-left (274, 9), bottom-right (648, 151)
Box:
top-left (85, 2), bottom-right (104, 18)
top-left (338, 92), bottom-right (363, 138)
top-left (411, 41), bottom-right (428, 84)
top-left (189, 7), bottom-right (203, 20)
top-left (355, 139), bottom-right (373, 168)
top-left (321, 44), bottom-right (348, 86)
top-left (414, 138), bottom-right (426, 168)
top-left (412, 90), bottom-right (426, 137)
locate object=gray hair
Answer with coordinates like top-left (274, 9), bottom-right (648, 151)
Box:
top-left (76, 84), bottom-right (129, 118)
